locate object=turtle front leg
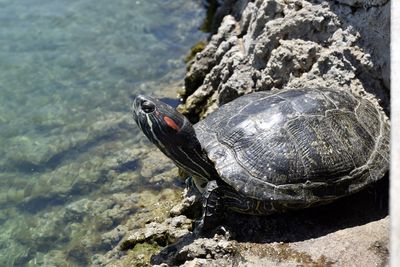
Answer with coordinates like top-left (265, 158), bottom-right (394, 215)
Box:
top-left (194, 180), bottom-right (276, 235)
top-left (195, 180), bottom-right (224, 235)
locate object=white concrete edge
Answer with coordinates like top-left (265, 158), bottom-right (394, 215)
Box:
top-left (391, 1), bottom-right (399, 266)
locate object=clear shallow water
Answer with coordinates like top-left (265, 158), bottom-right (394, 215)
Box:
top-left (0, 0), bottom-right (206, 265)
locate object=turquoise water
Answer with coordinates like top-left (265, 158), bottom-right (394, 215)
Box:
top-left (0, 0), bottom-right (206, 265)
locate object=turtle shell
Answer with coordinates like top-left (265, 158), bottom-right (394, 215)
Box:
top-left (194, 88), bottom-right (389, 205)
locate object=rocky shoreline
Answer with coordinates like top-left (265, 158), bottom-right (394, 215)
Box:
top-left (94, 176), bottom-right (389, 266)
top-left (101, 0), bottom-right (390, 266)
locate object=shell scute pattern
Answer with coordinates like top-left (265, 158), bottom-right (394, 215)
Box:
top-left (195, 88), bottom-right (389, 202)
top-left (284, 115), bottom-right (355, 181)
top-left (355, 100), bottom-right (383, 140)
top-left (326, 110), bottom-right (375, 166)
top-left (280, 89), bottom-right (337, 115)
top-left (234, 129), bottom-right (299, 185)
top-left (320, 90), bottom-right (359, 110)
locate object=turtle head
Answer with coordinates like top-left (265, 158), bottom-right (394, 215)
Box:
top-left (132, 95), bottom-right (190, 147)
top-left (132, 95), bottom-right (217, 185)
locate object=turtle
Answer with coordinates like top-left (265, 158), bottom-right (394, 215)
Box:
top-left (132, 87), bottom-right (390, 232)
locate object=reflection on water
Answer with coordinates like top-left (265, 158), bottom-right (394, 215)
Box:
top-left (0, 0), bottom-right (206, 265)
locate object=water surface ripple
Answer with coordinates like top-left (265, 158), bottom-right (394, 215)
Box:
top-left (0, 0), bottom-right (206, 265)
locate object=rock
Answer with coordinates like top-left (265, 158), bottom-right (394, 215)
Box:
top-left (153, 234), bottom-right (236, 266)
top-left (169, 193), bottom-right (199, 218)
top-left (120, 215), bottom-right (193, 251)
top-left (231, 217), bottom-right (388, 267)
top-left (91, 188), bottom-right (183, 266)
top-left (97, 176), bottom-right (388, 266)
top-left (180, 0), bottom-right (390, 119)
top-left (111, 176), bottom-right (388, 266)
top-left (101, 225), bottom-right (128, 251)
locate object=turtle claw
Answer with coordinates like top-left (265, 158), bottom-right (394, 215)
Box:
top-left (193, 218), bottom-right (221, 237)
top-left (194, 219), bottom-right (231, 239)
top-left (215, 226), bottom-right (229, 237)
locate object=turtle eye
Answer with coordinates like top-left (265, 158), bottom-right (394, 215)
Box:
top-left (141, 101), bottom-right (155, 113)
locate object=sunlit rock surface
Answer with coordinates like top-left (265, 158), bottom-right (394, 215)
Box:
top-left (180, 0), bottom-right (390, 119)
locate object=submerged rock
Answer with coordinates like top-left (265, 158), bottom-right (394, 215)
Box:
top-left (0, 106), bottom-right (183, 266)
top-left (2, 113), bottom-right (134, 172)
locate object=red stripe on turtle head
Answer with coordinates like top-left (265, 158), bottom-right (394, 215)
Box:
top-left (163, 116), bottom-right (181, 131)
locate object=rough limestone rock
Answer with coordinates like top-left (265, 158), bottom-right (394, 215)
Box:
top-left (157, 216), bottom-right (388, 267)
top-left (102, 176), bottom-right (388, 266)
top-left (180, 0), bottom-right (390, 119)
